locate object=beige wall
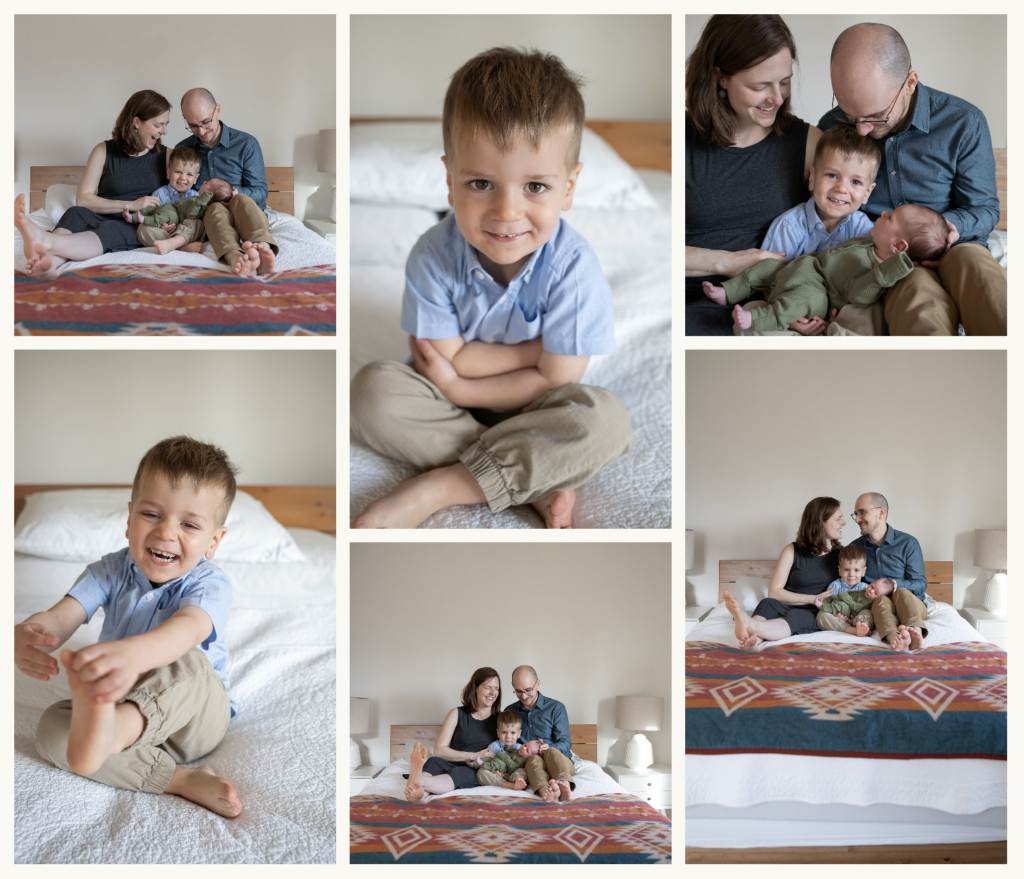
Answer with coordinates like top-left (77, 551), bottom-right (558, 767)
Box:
top-left (351, 15), bottom-right (670, 120)
top-left (14, 15), bottom-right (336, 221)
top-left (684, 15), bottom-right (1007, 147)
top-left (15, 351), bottom-right (336, 485)
top-left (686, 352), bottom-right (1006, 609)
top-left (351, 543), bottom-right (671, 767)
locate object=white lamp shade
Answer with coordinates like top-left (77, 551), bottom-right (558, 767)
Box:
top-left (974, 530), bottom-right (1006, 570)
top-left (318, 129), bottom-right (336, 174)
top-left (685, 530), bottom-right (695, 571)
top-left (615, 695), bottom-right (663, 731)
top-left (350, 697), bottom-right (370, 735)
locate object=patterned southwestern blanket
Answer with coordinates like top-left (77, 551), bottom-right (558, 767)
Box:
top-left (686, 641), bottom-right (1006, 760)
top-left (350, 793), bottom-right (672, 864)
top-left (14, 263), bottom-right (335, 335)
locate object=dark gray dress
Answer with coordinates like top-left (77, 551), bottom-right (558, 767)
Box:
top-left (409, 707), bottom-right (498, 790)
top-left (752, 542), bottom-right (840, 635)
top-left (54, 139), bottom-right (166, 253)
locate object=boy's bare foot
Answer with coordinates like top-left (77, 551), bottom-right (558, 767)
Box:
top-left (183, 241), bottom-right (203, 253)
top-left (155, 234), bottom-right (186, 255)
top-left (732, 304), bottom-right (752, 329)
top-left (404, 741), bottom-right (430, 803)
top-left (888, 627), bottom-right (912, 652)
top-left (738, 625), bottom-right (765, 653)
top-left (905, 625), bottom-right (924, 651)
top-left (540, 783), bottom-right (560, 802)
top-left (532, 489), bottom-right (575, 529)
top-left (723, 591), bottom-right (751, 643)
top-left (61, 649), bottom-right (117, 776)
top-left (555, 780), bottom-right (572, 802)
top-left (243, 240), bottom-right (276, 275)
top-left (855, 621), bottom-right (871, 637)
top-left (165, 766), bottom-right (242, 818)
top-left (15, 194), bottom-right (58, 278)
top-left (352, 463), bottom-right (486, 529)
top-left (225, 249), bottom-right (259, 277)
top-left (702, 280), bottom-right (727, 305)
top-left (512, 777), bottom-right (527, 791)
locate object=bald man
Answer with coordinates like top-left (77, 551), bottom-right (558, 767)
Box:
top-left (850, 492), bottom-right (928, 653)
top-left (819, 23), bottom-right (1005, 336)
top-left (177, 88), bottom-right (278, 277)
top-left (504, 666), bottom-right (575, 802)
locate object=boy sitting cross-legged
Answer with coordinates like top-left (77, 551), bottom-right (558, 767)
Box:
top-left (14, 436), bottom-right (242, 818)
top-left (351, 47), bottom-right (634, 529)
top-left (465, 710), bottom-right (544, 791)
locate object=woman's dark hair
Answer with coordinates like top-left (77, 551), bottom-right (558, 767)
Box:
top-left (461, 667), bottom-right (501, 717)
top-left (686, 15), bottom-right (798, 148)
top-left (796, 496), bottom-right (843, 556)
top-left (112, 90), bottom-right (171, 155)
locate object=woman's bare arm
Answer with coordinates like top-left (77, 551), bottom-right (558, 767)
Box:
top-left (686, 245), bottom-right (786, 279)
top-left (432, 707), bottom-right (495, 763)
top-left (767, 543), bottom-right (824, 605)
top-left (75, 142), bottom-right (160, 215)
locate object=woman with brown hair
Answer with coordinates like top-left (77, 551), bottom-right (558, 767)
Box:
top-left (404, 667), bottom-right (502, 803)
top-left (724, 497), bottom-right (846, 651)
top-left (685, 15), bottom-right (823, 336)
top-left (16, 89), bottom-right (172, 278)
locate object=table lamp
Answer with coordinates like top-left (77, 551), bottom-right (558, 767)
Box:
top-left (974, 529), bottom-right (1007, 614)
top-left (615, 695), bottom-right (663, 769)
top-left (318, 128), bottom-right (336, 222)
top-left (350, 697), bottom-right (369, 770)
top-left (685, 529), bottom-right (695, 572)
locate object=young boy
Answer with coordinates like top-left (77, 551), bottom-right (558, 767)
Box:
top-left (760, 126), bottom-right (880, 259)
top-left (702, 202), bottom-right (948, 332)
top-left (350, 47), bottom-right (634, 529)
top-left (14, 436), bottom-right (242, 818)
top-left (816, 575), bottom-right (895, 637)
top-left (464, 711), bottom-right (543, 791)
top-left (126, 146), bottom-right (206, 256)
top-left (815, 545), bottom-right (875, 636)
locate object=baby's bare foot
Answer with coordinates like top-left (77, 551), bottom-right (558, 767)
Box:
top-left (61, 649), bottom-right (116, 776)
top-left (122, 206), bottom-right (133, 223)
top-left (907, 626), bottom-right (924, 651)
top-left (732, 304), bottom-right (752, 329)
top-left (154, 235), bottom-right (185, 256)
top-left (532, 489), bottom-right (575, 529)
top-left (135, 211), bottom-right (145, 225)
top-left (352, 464), bottom-right (485, 529)
top-left (723, 591), bottom-right (751, 643)
top-left (244, 240), bottom-right (277, 276)
top-left (165, 766), bottom-right (242, 818)
top-left (703, 280), bottom-right (727, 305)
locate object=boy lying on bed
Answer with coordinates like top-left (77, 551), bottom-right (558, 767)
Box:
top-left (814, 545), bottom-right (894, 637)
top-left (350, 47), bottom-right (633, 529)
top-left (14, 436), bottom-right (242, 818)
top-left (464, 711), bottom-right (544, 791)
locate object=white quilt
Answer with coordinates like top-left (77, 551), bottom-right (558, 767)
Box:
top-left (349, 170), bottom-right (672, 528)
top-left (14, 529), bottom-right (337, 865)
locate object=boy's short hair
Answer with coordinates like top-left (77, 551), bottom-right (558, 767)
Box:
top-left (838, 545), bottom-right (867, 566)
top-left (496, 710), bottom-right (523, 730)
top-left (443, 46), bottom-right (586, 169)
top-left (898, 204), bottom-right (949, 262)
top-left (814, 126), bottom-right (882, 182)
top-left (132, 435), bottom-right (239, 526)
top-left (168, 145), bottom-right (202, 170)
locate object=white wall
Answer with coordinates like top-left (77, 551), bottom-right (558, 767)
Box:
top-left (15, 351), bottom-right (336, 485)
top-left (684, 15), bottom-right (1007, 147)
top-left (351, 543), bottom-right (671, 768)
top-left (686, 351), bottom-right (1006, 609)
top-left (351, 15), bottom-right (670, 120)
top-left (14, 15), bottom-right (337, 221)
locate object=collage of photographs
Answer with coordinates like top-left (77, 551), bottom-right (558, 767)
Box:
top-left (8, 10), bottom-right (1008, 868)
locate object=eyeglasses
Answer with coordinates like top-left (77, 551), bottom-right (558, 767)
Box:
top-left (853, 507), bottom-right (878, 518)
top-left (830, 69), bottom-right (910, 131)
top-left (184, 115), bottom-right (217, 134)
top-left (514, 688), bottom-right (536, 697)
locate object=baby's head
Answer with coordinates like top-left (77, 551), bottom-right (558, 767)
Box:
top-left (517, 739), bottom-right (544, 759)
top-left (496, 710), bottom-right (523, 748)
top-left (870, 203), bottom-right (948, 262)
top-left (198, 177), bottom-right (234, 204)
top-left (441, 47), bottom-right (586, 283)
top-left (127, 436), bottom-right (239, 584)
top-left (809, 126), bottom-right (881, 223)
top-left (167, 146), bottom-right (201, 195)
top-left (837, 544), bottom-right (867, 588)
top-left (864, 577), bottom-right (896, 600)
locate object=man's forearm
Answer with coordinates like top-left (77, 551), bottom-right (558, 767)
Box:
top-left (451, 339), bottom-right (543, 378)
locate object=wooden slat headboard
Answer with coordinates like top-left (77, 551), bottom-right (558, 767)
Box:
top-left (29, 166), bottom-right (295, 215)
top-left (390, 723), bottom-right (598, 764)
top-left (719, 559), bottom-right (953, 606)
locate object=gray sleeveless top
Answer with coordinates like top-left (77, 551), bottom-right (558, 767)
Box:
top-left (96, 140), bottom-right (166, 203)
top-left (785, 542), bottom-right (841, 597)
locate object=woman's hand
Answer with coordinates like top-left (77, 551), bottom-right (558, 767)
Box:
top-left (721, 248), bottom-right (787, 278)
top-left (475, 748), bottom-right (495, 762)
top-left (814, 588), bottom-right (834, 609)
top-left (127, 196), bottom-right (160, 212)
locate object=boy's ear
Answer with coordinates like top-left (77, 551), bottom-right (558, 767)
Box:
top-left (442, 155), bottom-right (454, 208)
top-left (863, 181), bottom-right (876, 203)
top-left (204, 526), bottom-right (228, 560)
top-left (125, 503), bottom-right (133, 540)
top-left (562, 162), bottom-right (583, 211)
top-left (807, 165), bottom-right (816, 192)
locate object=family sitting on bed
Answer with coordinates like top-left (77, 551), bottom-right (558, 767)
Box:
top-left (351, 46), bottom-right (633, 530)
top-left (724, 493), bottom-right (929, 652)
top-left (14, 436), bottom-right (242, 819)
top-left (404, 665), bottom-right (576, 804)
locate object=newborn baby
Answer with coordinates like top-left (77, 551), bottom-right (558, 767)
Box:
top-left (122, 178), bottom-right (234, 229)
top-left (466, 738), bottom-right (544, 791)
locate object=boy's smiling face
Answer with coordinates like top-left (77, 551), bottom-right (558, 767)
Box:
top-left (126, 471), bottom-right (227, 583)
top-left (444, 128), bottom-right (582, 286)
top-left (808, 150), bottom-right (876, 225)
top-left (169, 161), bottom-right (200, 195)
top-left (839, 560), bottom-right (866, 587)
top-left (497, 724), bottom-right (521, 748)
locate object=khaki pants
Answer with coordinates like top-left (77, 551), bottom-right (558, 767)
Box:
top-left (35, 648), bottom-right (231, 793)
top-left (136, 218), bottom-right (204, 248)
top-left (203, 193), bottom-right (278, 261)
top-left (871, 589), bottom-right (929, 643)
top-left (817, 608), bottom-right (874, 633)
top-left (350, 360), bottom-right (634, 511)
top-left (477, 767), bottom-right (528, 787)
top-left (524, 749), bottom-right (576, 794)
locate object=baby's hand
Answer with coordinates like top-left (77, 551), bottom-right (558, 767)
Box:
top-left (66, 639), bottom-right (143, 703)
top-left (14, 622), bottom-right (61, 681)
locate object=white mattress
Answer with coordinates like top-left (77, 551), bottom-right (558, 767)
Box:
top-left (14, 528), bottom-right (337, 864)
top-left (349, 170), bottom-right (672, 528)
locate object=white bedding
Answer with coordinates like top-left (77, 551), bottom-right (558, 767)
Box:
top-left (15, 207), bottom-right (336, 275)
top-left (14, 528), bottom-right (337, 865)
top-left (349, 169), bottom-right (672, 529)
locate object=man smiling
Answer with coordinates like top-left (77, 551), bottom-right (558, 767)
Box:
top-left (505, 666), bottom-right (576, 802)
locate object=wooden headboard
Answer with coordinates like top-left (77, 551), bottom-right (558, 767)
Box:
top-left (14, 484), bottom-right (336, 534)
top-left (719, 559), bottom-right (953, 606)
top-left (29, 166), bottom-right (296, 215)
top-left (350, 117), bottom-right (672, 173)
top-left (390, 724), bottom-right (598, 763)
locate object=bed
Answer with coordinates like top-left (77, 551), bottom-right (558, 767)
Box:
top-left (15, 167), bottom-right (336, 335)
top-left (14, 485), bottom-right (337, 864)
top-left (350, 723), bottom-right (671, 864)
top-left (685, 560), bottom-right (1007, 864)
top-left (349, 119), bottom-right (671, 528)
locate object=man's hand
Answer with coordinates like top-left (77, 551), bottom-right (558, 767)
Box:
top-left (231, 188), bottom-right (239, 197)
top-left (918, 221), bottom-right (959, 269)
top-left (789, 308), bottom-right (837, 336)
top-left (537, 740), bottom-right (549, 753)
top-left (14, 622), bottom-right (60, 681)
top-left (66, 639), bottom-right (143, 704)
top-left (410, 336), bottom-right (459, 396)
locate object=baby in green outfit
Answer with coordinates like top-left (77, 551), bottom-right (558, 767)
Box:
top-left (122, 179), bottom-right (233, 231)
top-left (465, 711), bottom-right (544, 790)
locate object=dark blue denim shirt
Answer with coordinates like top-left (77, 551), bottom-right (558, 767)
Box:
top-left (819, 84), bottom-right (999, 244)
top-left (177, 122), bottom-right (269, 209)
top-left (851, 525), bottom-right (927, 598)
top-left (504, 693), bottom-right (572, 758)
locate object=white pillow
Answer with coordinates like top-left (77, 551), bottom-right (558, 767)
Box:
top-left (44, 184), bottom-right (79, 225)
top-left (14, 488), bottom-right (305, 564)
top-left (349, 203), bottom-right (443, 263)
top-left (403, 739), bottom-right (435, 760)
top-left (729, 576), bottom-right (771, 613)
top-left (350, 122), bottom-right (655, 211)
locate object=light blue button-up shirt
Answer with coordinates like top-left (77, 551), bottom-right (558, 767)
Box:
top-left (151, 184), bottom-right (200, 206)
top-left (401, 213), bottom-right (615, 356)
top-left (761, 196), bottom-right (875, 259)
top-left (68, 548), bottom-right (235, 715)
top-left (826, 577), bottom-right (867, 596)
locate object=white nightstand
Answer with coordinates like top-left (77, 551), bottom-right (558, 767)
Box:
top-left (961, 607), bottom-right (1007, 650)
top-left (305, 219), bottom-right (336, 245)
top-left (605, 764), bottom-right (671, 815)
top-left (685, 606), bottom-right (713, 637)
top-left (350, 764), bottom-right (385, 795)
